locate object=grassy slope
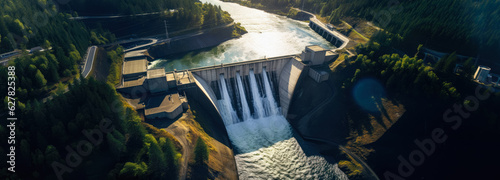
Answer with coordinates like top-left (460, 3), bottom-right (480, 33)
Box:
top-left (90, 47), bottom-right (110, 82)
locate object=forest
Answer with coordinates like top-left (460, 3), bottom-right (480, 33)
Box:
top-left (62, 0), bottom-right (200, 16)
top-left (0, 78), bottom-right (181, 179)
top-left (0, 0), bottom-right (229, 179)
top-left (0, 0), bottom-right (116, 107)
top-left (335, 30), bottom-right (500, 179)
top-left (70, 1), bottom-right (234, 38)
top-left (226, 0), bottom-right (500, 59)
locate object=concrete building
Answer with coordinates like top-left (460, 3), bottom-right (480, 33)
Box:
top-left (146, 69), bottom-right (169, 93)
top-left (145, 93), bottom-right (188, 119)
top-left (300, 45), bottom-right (337, 65)
top-left (309, 67), bottom-right (329, 83)
top-left (474, 66), bottom-right (491, 83)
top-left (123, 59), bottom-right (148, 80)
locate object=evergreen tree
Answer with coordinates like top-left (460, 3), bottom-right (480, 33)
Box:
top-left (44, 145), bottom-right (61, 167)
top-left (160, 137), bottom-right (178, 179)
top-left (194, 137), bottom-right (208, 166)
top-left (148, 141), bottom-right (167, 179)
top-left (34, 69), bottom-right (47, 88)
top-left (119, 162), bottom-right (148, 178)
top-left (107, 133), bottom-right (126, 160)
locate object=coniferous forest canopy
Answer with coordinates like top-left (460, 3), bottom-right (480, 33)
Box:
top-left (64, 0), bottom-right (234, 38)
top-left (0, 0), bottom-right (226, 179)
top-left (62, 0), bottom-right (200, 15)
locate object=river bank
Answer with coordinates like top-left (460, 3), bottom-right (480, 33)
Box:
top-left (148, 23), bottom-right (247, 59)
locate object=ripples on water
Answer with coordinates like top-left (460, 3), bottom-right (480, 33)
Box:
top-left (228, 116), bottom-right (348, 179)
top-left (150, 0), bottom-right (334, 71)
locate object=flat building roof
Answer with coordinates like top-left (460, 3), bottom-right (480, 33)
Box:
top-left (123, 59), bottom-right (148, 75)
top-left (307, 45), bottom-right (326, 52)
top-left (147, 69), bottom-right (166, 79)
top-left (145, 93), bottom-right (183, 115)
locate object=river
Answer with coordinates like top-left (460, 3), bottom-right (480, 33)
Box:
top-left (149, 0), bottom-right (334, 71)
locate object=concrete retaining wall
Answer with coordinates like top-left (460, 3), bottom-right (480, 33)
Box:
top-left (279, 57), bottom-right (306, 116)
top-left (190, 74), bottom-right (221, 117)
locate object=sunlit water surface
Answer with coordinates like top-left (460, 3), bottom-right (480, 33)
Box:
top-left (149, 0), bottom-right (334, 71)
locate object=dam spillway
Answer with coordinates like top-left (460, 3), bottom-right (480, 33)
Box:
top-left (213, 68), bottom-right (348, 179)
top-left (183, 46), bottom-right (346, 178)
top-left (190, 55), bottom-right (306, 117)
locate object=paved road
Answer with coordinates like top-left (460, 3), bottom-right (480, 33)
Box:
top-left (104, 38), bottom-right (158, 47)
top-left (0, 58), bottom-right (14, 66)
top-left (0, 51), bottom-right (21, 65)
top-left (123, 39), bottom-right (158, 52)
top-left (81, 46), bottom-right (97, 78)
top-left (164, 114), bottom-right (190, 180)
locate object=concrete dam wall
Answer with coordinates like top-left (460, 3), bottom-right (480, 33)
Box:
top-left (309, 19), bottom-right (349, 49)
top-left (191, 55), bottom-right (306, 117)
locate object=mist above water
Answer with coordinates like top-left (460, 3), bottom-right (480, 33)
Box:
top-left (150, 0), bottom-right (334, 71)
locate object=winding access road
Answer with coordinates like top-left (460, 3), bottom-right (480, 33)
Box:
top-left (81, 46), bottom-right (97, 78)
top-left (123, 38), bottom-right (158, 52)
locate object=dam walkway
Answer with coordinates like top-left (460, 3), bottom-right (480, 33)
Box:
top-left (294, 8), bottom-right (350, 50)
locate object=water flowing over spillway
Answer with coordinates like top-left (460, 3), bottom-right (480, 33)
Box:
top-left (218, 74), bottom-right (239, 125)
top-left (216, 72), bottom-right (348, 179)
top-left (236, 72), bottom-right (252, 121)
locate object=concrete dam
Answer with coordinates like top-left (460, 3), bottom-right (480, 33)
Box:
top-left (188, 46), bottom-right (347, 179)
top-left (117, 45), bottom-right (346, 178)
top-left (190, 55), bottom-right (305, 117)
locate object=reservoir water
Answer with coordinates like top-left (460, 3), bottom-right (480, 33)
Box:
top-left (149, 0), bottom-right (335, 71)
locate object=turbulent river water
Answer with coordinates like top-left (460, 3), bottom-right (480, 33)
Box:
top-left (153, 0), bottom-right (347, 178)
top-left (217, 68), bottom-right (348, 179)
top-left (149, 0), bottom-right (334, 71)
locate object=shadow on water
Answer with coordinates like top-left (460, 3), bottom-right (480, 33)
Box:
top-left (150, 44), bottom-right (229, 71)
